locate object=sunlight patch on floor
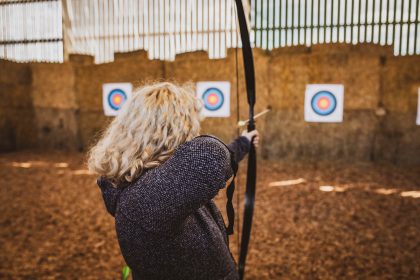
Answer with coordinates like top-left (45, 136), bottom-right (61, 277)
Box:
top-left (319, 185), bottom-right (335, 192)
top-left (400, 191), bottom-right (420, 198)
top-left (268, 178), bottom-right (306, 187)
top-left (72, 169), bottom-right (94, 175)
top-left (374, 188), bottom-right (399, 195)
top-left (319, 185), bottom-right (419, 199)
top-left (9, 161), bottom-right (70, 169)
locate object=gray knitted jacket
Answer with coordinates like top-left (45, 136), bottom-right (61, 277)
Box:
top-left (97, 135), bottom-right (250, 280)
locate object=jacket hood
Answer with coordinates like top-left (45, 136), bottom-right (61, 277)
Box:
top-left (97, 176), bottom-right (124, 217)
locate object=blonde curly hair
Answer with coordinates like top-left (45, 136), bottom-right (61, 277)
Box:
top-left (88, 82), bottom-right (202, 186)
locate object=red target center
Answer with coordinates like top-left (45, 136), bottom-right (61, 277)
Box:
top-left (317, 97), bottom-right (330, 109)
top-left (112, 95), bottom-right (123, 105)
top-left (207, 93), bottom-right (219, 105)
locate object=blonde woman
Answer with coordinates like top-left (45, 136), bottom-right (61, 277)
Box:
top-left (88, 82), bottom-right (259, 280)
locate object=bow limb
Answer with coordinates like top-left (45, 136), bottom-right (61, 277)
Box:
top-left (234, 0), bottom-right (257, 279)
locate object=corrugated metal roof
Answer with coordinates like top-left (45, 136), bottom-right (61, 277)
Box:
top-left (0, 0), bottom-right (419, 63)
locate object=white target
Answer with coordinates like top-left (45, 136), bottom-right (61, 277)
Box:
top-left (102, 83), bottom-right (132, 116)
top-left (196, 81), bottom-right (230, 117)
top-left (305, 84), bottom-right (344, 123)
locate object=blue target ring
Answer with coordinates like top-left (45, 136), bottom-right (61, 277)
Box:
top-left (108, 89), bottom-right (127, 111)
top-left (202, 87), bottom-right (224, 111)
top-left (311, 91), bottom-right (337, 116)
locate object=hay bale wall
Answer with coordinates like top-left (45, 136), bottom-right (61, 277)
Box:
top-left (0, 44), bottom-right (419, 164)
top-left (0, 60), bottom-right (36, 151)
top-left (31, 63), bottom-right (80, 151)
top-left (72, 51), bottom-right (163, 149)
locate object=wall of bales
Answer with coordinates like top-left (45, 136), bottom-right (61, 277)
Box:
top-left (376, 55), bottom-right (420, 164)
top-left (265, 44), bottom-right (382, 161)
top-left (0, 44), bottom-right (419, 164)
top-left (72, 51), bottom-right (163, 149)
top-left (0, 60), bottom-right (36, 151)
top-left (31, 63), bottom-right (80, 150)
top-left (262, 44), bottom-right (420, 164)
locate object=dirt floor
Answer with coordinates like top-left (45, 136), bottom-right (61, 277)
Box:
top-left (0, 151), bottom-right (419, 280)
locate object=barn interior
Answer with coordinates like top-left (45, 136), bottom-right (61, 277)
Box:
top-left (1, 0), bottom-right (419, 279)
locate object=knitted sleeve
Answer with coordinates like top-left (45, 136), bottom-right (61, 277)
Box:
top-left (122, 136), bottom-right (234, 233)
top-left (227, 136), bottom-right (250, 163)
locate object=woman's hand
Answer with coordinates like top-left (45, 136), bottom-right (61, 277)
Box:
top-left (241, 130), bottom-right (260, 148)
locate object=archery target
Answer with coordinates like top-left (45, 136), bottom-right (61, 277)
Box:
top-left (203, 88), bottom-right (224, 111)
top-left (103, 83), bottom-right (132, 116)
top-left (417, 88), bottom-right (420, 126)
top-left (108, 89), bottom-right (127, 110)
top-left (311, 91), bottom-right (337, 116)
top-left (305, 84), bottom-right (344, 122)
top-left (196, 81), bottom-right (230, 117)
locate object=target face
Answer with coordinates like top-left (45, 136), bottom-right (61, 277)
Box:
top-left (202, 88), bottom-right (224, 111)
top-left (311, 91), bottom-right (337, 116)
top-left (103, 83), bottom-right (132, 116)
top-left (108, 89), bottom-right (127, 110)
top-left (305, 84), bottom-right (344, 123)
top-left (196, 81), bottom-right (230, 117)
